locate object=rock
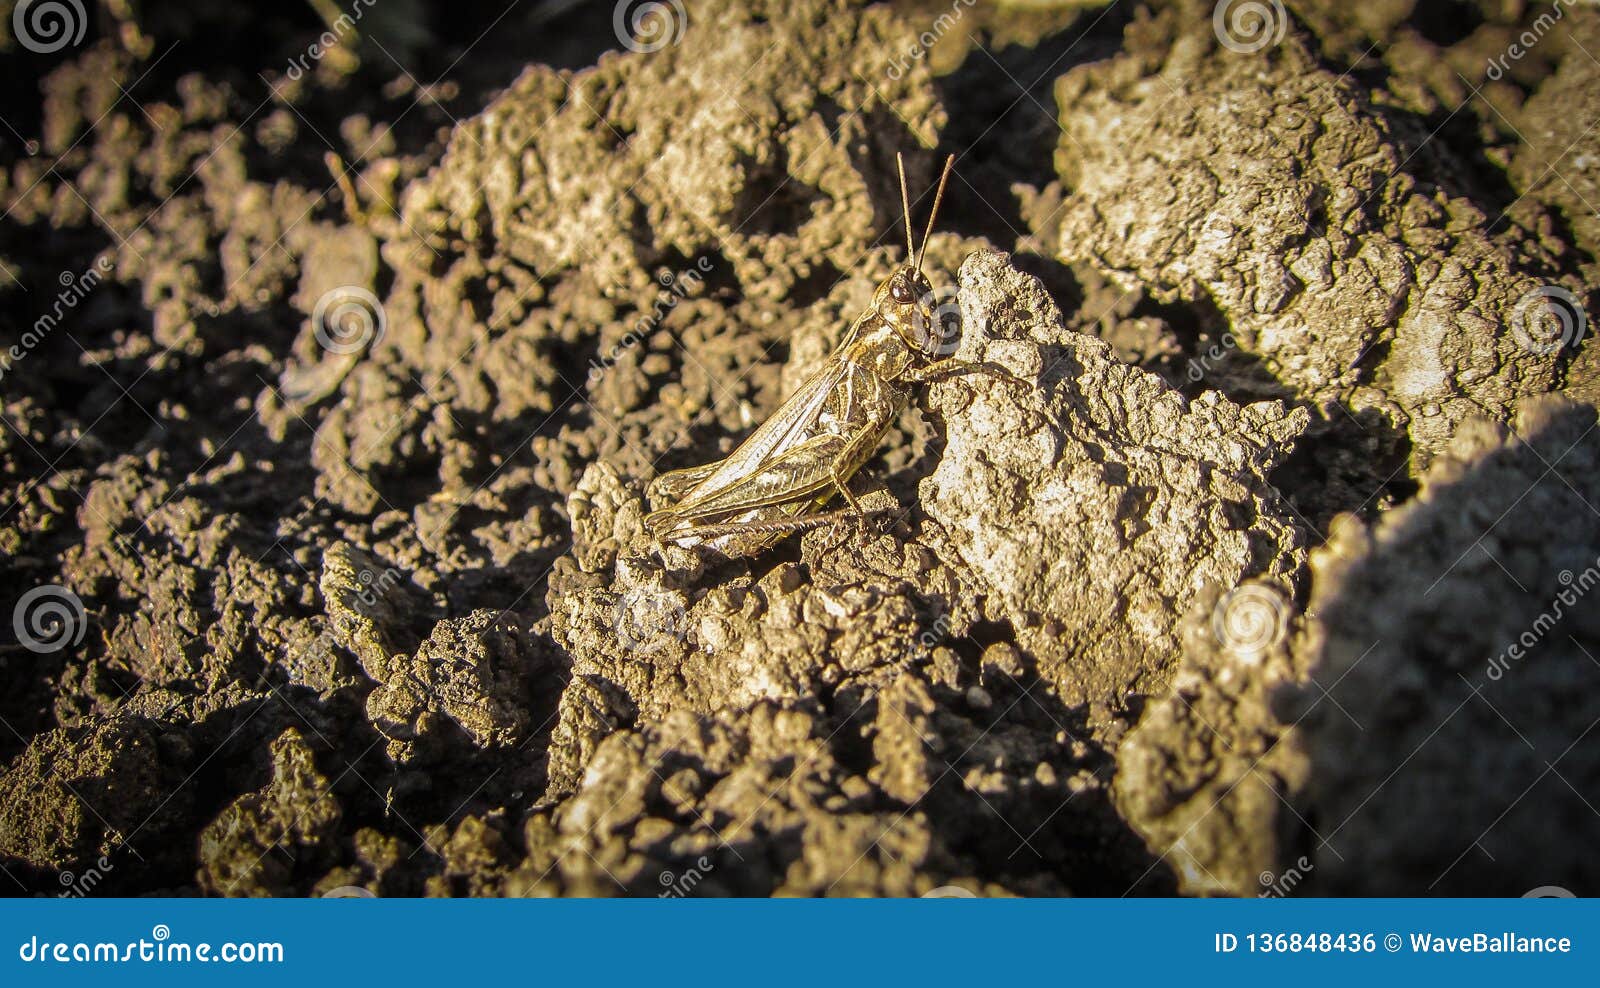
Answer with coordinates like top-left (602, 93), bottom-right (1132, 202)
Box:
top-left (0, 715), bottom-right (175, 870)
top-left (197, 728), bottom-right (342, 896)
top-left (363, 609), bottom-right (546, 760)
top-left (922, 248), bottom-right (1308, 714)
top-left (320, 541), bottom-right (433, 683)
top-left (1048, 0), bottom-right (1570, 466)
top-left (1288, 398), bottom-right (1600, 895)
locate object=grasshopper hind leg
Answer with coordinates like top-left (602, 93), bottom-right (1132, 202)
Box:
top-left (661, 500), bottom-right (898, 547)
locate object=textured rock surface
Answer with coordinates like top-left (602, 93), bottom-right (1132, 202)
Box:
top-left (0, 715), bottom-right (176, 869)
top-left (921, 250), bottom-right (1306, 713)
top-left (2, 0), bottom-right (1597, 897)
top-left (1288, 398), bottom-right (1600, 895)
top-left (196, 728), bottom-right (342, 896)
top-left (1045, 1), bottom-right (1575, 468)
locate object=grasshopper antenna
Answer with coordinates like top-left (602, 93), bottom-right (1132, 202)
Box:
top-left (896, 152), bottom-right (915, 260)
top-left (914, 154), bottom-right (955, 275)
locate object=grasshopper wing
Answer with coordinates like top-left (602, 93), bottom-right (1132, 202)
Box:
top-left (647, 458), bottom-right (727, 507)
top-left (646, 432), bottom-right (851, 534)
top-left (645, 352), bottom-right (852, 533)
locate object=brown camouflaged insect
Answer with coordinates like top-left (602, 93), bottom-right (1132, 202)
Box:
top-left (644, 153), bottom-right (1024, 558)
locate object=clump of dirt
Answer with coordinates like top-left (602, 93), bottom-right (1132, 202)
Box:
top-left (1289, 397), bottom-right (1600, 896)
top-left (1, 0), bottom-right (1597, 897)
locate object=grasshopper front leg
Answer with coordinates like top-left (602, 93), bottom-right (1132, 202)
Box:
top-left (904, 357), bottom-right (1032, 390)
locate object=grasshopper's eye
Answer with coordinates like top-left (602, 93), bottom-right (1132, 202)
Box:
top-left (889, 279), bottom-right (914, 305)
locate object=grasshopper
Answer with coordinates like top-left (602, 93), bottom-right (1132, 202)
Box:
top-left (645, 153), bottom-right (1018, 557)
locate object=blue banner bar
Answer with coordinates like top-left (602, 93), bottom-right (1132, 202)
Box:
top-left (1, 899), bottom-right (1590, 986)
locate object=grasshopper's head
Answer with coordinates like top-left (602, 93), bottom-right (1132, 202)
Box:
top-left (882, 152), bottom-right (960, 360)
top-left (873, 266), bottom-right (947, 360)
